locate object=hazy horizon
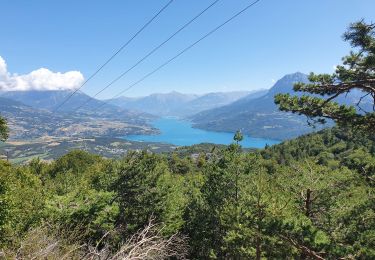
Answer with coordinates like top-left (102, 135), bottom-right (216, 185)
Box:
top-left (0, 81), bottom-right (270, 99)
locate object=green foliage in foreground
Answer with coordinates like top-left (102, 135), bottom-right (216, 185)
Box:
top-left (0, 128), bottom-right (374, 259)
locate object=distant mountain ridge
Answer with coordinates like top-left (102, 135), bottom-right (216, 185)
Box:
top-left (190, 73), bottom-right (323, 140)
top-left (2, 73), bottom-right (370, 141)
top-left (0, 89), bottom-right (268, 118)
top-left (190, 72), bottom-right (373, 140)
top-left (0, 90), bottom-right (113, 112)
top-left (107, 91), bottom-right (197, 116)
top-left (107, 90), bottom-right (265, 117)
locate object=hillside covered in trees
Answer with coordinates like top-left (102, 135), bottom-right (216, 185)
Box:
top-left (0, 126), bottom-right (374, 259)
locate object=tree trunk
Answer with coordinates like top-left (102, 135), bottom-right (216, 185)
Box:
top-left (256, 233), bottom-right (261, 260)
top-left (305, 188), bottom-right (312, 217)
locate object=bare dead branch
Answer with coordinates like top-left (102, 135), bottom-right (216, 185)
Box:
top-left (280, 235), bottom-right (326, 260)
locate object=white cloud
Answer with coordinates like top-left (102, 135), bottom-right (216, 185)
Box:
top-left (0, 56), bottom-right (84, 91)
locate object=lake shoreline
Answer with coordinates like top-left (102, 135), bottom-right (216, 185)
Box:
top-left (123, 118), bottom-right (280, 148)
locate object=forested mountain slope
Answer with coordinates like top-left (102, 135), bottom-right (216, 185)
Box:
top-left (262, 127), bottom-right (375, 181)
top-left (190, 73), bottom-right (320, 139)
top-left (1, 126), bottom-right (373, 259)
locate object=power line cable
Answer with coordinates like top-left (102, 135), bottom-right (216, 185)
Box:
top-left (94, 0), bottom-right (261, 112)
top-left (52, 0), bottom-right (174, 113)
top-left (74, 0), bottom-right (221, 112)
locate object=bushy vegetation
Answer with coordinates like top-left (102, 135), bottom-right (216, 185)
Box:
top-left (0, 126), bottom-right (374, 259)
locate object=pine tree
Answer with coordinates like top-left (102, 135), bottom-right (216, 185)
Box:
top-left (275, 20), bottom-right (375, 132)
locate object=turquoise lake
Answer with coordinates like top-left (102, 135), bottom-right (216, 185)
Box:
top-left (125, 118), bottom-right (280, 148)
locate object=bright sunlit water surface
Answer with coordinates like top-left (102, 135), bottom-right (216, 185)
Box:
top-left (124, 118), bottom-right (280, 148)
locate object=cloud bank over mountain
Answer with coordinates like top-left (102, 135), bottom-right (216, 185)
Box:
top-left (0, 56), bottom-right (84, 91)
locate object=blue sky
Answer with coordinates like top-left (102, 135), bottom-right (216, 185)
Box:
top-left (1, 0), bottom-right (374, 98)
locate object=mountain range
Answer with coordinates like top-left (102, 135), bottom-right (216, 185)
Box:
top-left (190, 72), bottom-right (372, 140)
top-left (0, 88), bottom-right (265, 139)
top-left (0, 90), bottom-right (120, 114)
top-left (189, 73), bottom-right (314, 139)
top-left (1, 72), bottom-right (371, 141)
top-left (0, 89), bottom-right (263, 118)
top-left (106, 90), bottom-right (262, 117)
